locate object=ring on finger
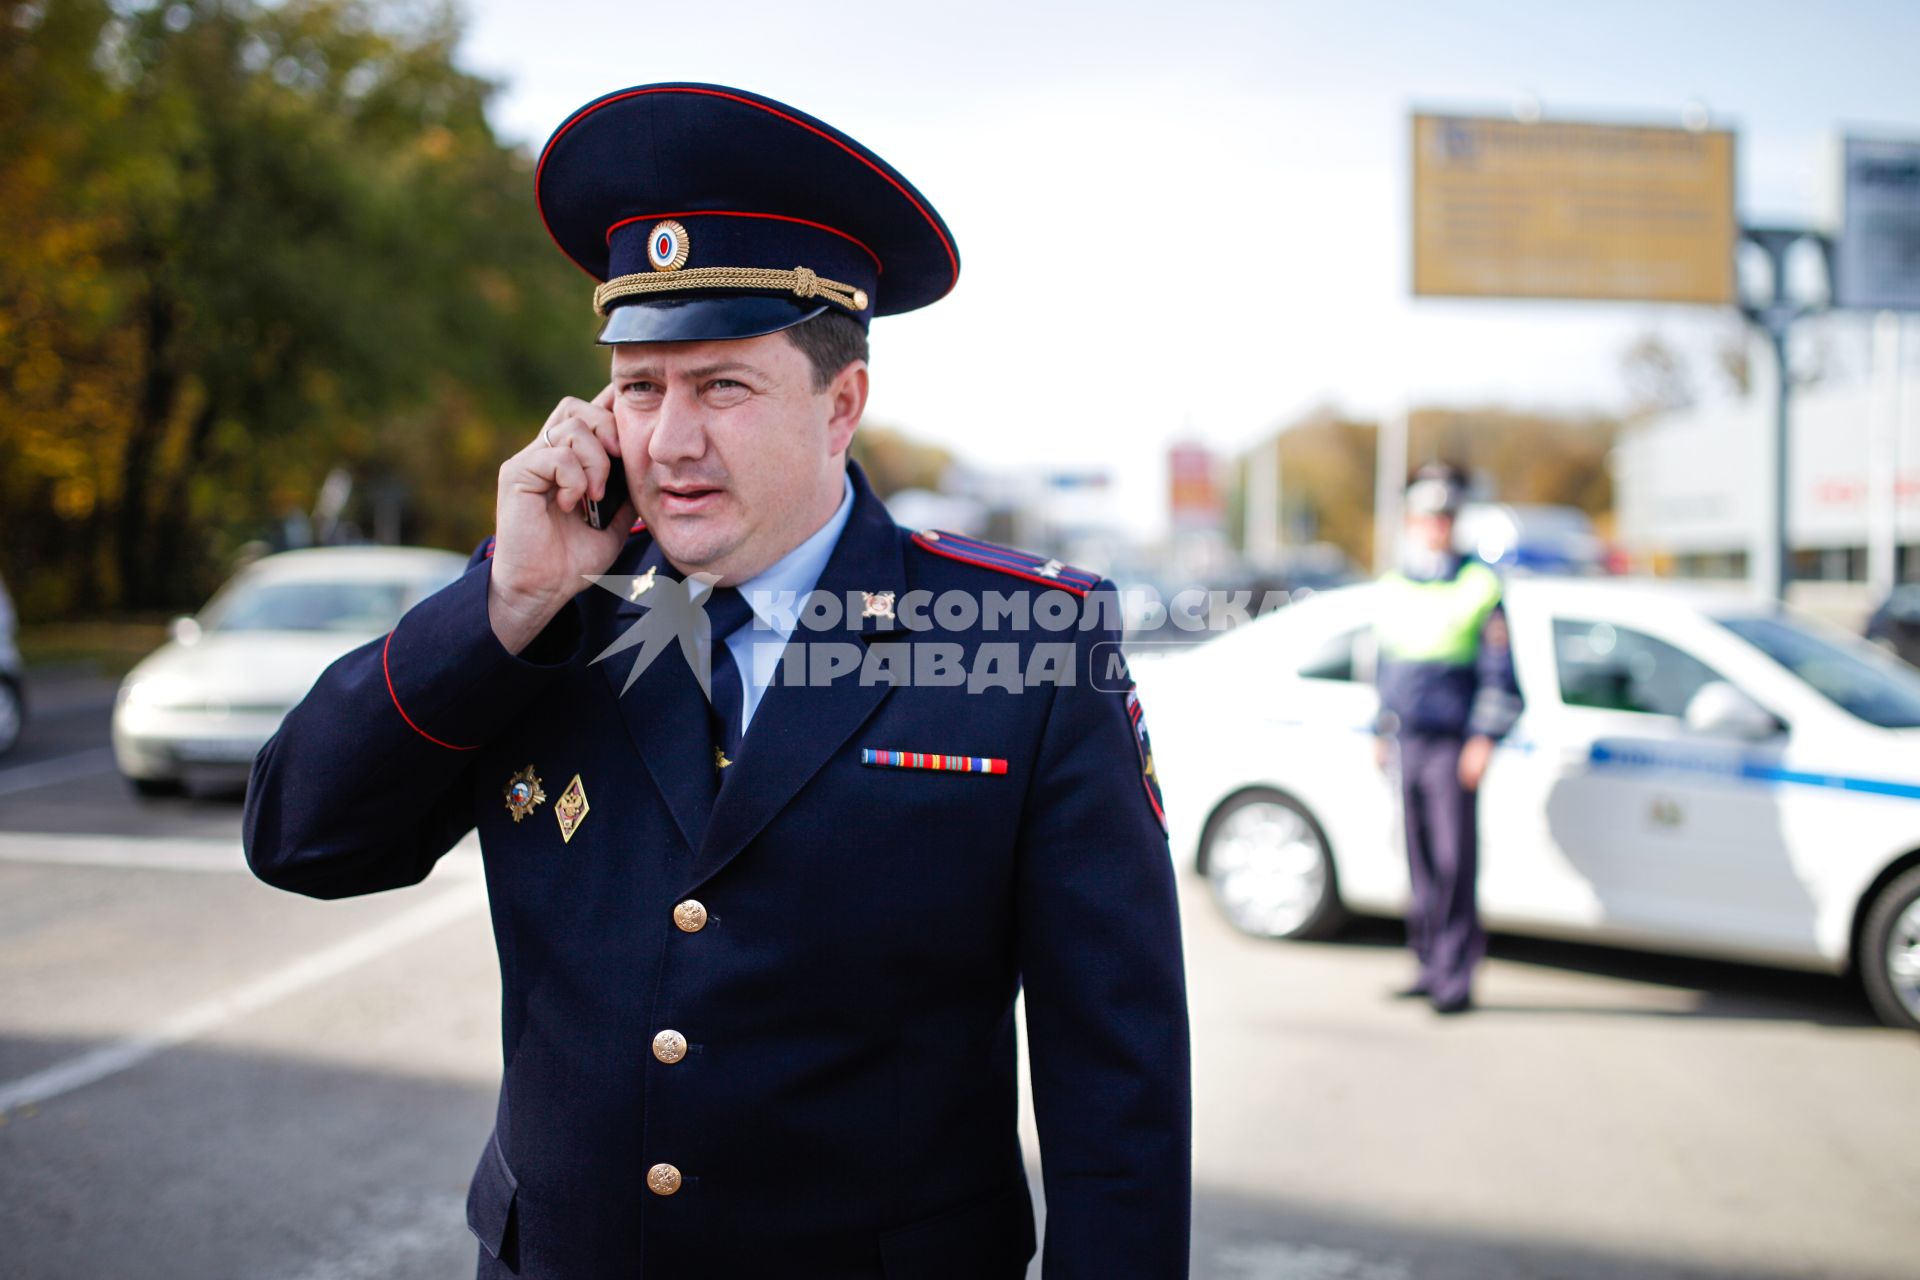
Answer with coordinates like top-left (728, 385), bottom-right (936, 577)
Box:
top-left (543, 422), bottom-right (560, 448)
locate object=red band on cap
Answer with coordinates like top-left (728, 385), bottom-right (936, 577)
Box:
top-left (606, 210), bottom-right (884, 274)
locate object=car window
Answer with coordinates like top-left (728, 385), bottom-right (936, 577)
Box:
top-left (1719, 613), bottom-right (1920, 730)
top-left (1553, 618), bottom-right (1726, 718)
top-left (1298, 626), bottom-right (1375, 683)
top-left (203, 579), bottom-right (424, 634)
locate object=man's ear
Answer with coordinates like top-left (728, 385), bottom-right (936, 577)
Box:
top-left (823, 359), bottom-right (867, 456)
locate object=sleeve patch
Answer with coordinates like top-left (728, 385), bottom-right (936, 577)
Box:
top-left (1126, 687), bottom-right (1168, 835)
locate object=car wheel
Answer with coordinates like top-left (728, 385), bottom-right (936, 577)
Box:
top-left (0, 679), bottom-right (22, 756)
top-left (129, 776), bottom-right (185, 798)
top-left (1200, 788), bottom-right (1344, 940)
top-left (1861, 865), bottom-right (1920, 1033)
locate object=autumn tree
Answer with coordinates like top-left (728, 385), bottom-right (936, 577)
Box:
top-left (0, 0), bottom-right (603, 616)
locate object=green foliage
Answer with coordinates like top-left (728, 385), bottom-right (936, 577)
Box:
top-left (0, 0), bottom-right (604, 617)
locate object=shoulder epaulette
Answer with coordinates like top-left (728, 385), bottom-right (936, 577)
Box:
top-left (909, 530), bottom-right (1102, 595)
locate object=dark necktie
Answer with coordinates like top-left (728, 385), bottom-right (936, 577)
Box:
top-left (704, 585), bottom-right (756, 779)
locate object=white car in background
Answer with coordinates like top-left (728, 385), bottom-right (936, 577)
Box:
top-left (1136, 577), bottom-right (1920, 1032)
top-left (113, 546), bottom-right (465, 795)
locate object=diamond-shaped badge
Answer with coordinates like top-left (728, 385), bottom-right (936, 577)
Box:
top-left (554, 773), bottom-right (590, 844)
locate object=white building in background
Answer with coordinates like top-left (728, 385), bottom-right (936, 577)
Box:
top-left (1615, 345), bottom-right (1920, 593)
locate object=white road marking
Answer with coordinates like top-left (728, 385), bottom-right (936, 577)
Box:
top-left (0, 746), bottom-right (116, 797)
top-left (0, 880), bottom-right (486, 1116)
top-left (1210, 1242), bottom-right (1413, 1280)
top-left (0, 832), bottom-right (250, 874)
top-left (0, 830), bottom-right (482, 875)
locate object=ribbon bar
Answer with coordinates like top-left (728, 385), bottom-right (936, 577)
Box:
top-left (860, 748), bottom-right (1007, 775)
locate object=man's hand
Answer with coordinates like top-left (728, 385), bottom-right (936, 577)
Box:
top-left (488, 385), bottom-right (635, 654)
top-left (1457, 735), bottom-right (1495, 791)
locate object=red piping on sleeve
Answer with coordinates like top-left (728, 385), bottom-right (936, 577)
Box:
top-left (382, 632), bottom-right (477, 751)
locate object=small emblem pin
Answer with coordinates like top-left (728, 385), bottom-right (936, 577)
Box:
top-left (714, 746), bottom-right (732, 771)
top-left (629, 565), bottom-right (658, 601)
top-left (861, 589), bottom-right (895, 620)
top-left (554, 774), bottom-right (590, 843)
top-left (1039, 559), bottom-right (1064, 579)
top-left (504, 766), bottom-right (546, 822)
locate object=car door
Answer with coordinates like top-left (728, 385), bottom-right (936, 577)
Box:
top-left (1529, 615), bottom-right (1806, 945)
top-left (1281, 619), bottom-right (1405, 910)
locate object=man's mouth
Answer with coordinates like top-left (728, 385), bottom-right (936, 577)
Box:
top-left (657, 483), bottom-right (725, 513)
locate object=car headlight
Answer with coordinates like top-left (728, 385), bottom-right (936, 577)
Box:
top-left (118, 677), bottom-right (189, 710)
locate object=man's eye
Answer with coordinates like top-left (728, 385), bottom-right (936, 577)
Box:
top-left (623, 381), bottom-right (657, 395)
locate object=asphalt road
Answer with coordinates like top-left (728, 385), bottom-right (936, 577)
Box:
top-left (1, 673), bottom-right (1916, 1279)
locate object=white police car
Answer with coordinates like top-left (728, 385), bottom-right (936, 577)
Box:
top-left (1136, 577), bottom-right (1920, 1032)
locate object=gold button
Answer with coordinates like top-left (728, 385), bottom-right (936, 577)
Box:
top-left (647, 1162), bottom-right (682, 1196)
top-left (673, 899), bottom-right (708, 933)
top-left (652, 1029), bottom-right (687, 1064)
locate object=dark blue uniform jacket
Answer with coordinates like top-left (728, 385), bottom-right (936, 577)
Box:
top-left (242, 463), bottom-right (1191, 1279)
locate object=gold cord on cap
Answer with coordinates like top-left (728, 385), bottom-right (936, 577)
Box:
top-left (593, 266), bottom-right (869, 317)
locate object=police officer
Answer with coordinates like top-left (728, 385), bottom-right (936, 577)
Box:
top-left (242, 83), bottom-right (1189, 1277)
top-left (1372, 462), bottom-right (1521, 1016)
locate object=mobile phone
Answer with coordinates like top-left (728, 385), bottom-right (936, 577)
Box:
top-left (583, 462), bottom-right (630, 531)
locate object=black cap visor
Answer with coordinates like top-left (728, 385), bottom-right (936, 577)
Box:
top-left (596, 296), bottom-right (829, 345)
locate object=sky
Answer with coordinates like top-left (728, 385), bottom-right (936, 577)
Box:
top-left (453, 0), bottom-right (1920, 534)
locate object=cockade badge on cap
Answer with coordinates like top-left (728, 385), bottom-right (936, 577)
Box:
top-left (646, 220), bottom-right (690, 273)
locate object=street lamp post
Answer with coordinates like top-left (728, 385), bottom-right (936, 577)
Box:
top-left (1739, 226), bottom-right (1832, 605)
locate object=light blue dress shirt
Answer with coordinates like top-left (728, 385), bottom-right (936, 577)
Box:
top-left (688, 471), bottom-right (854, 738)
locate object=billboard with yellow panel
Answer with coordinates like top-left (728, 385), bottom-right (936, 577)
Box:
top-left (1412, 114), bottom-right (1737, 305)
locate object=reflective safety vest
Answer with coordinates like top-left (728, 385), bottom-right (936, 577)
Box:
top-left (1375, 559), bottom-right (1503, 666)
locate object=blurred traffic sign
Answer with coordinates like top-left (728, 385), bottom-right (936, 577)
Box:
top-left (1167, 442), bottom-right (1222, 531)
top-left (1836, 136), bottom-right (1920, 312)
top-left (1412, 114), bottom-right (1737, 304)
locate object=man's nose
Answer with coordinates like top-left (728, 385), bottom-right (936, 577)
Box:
top-left (647, 384), bottom-right (708, 465)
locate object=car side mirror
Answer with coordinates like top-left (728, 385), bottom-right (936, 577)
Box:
top-left (169, 616), bottom-right (201, 646)
top-left (1684, 681), bottom-right (1779, 739)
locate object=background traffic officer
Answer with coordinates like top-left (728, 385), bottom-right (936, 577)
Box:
top-left (1372, 461), bottom-right (1522, 1015)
